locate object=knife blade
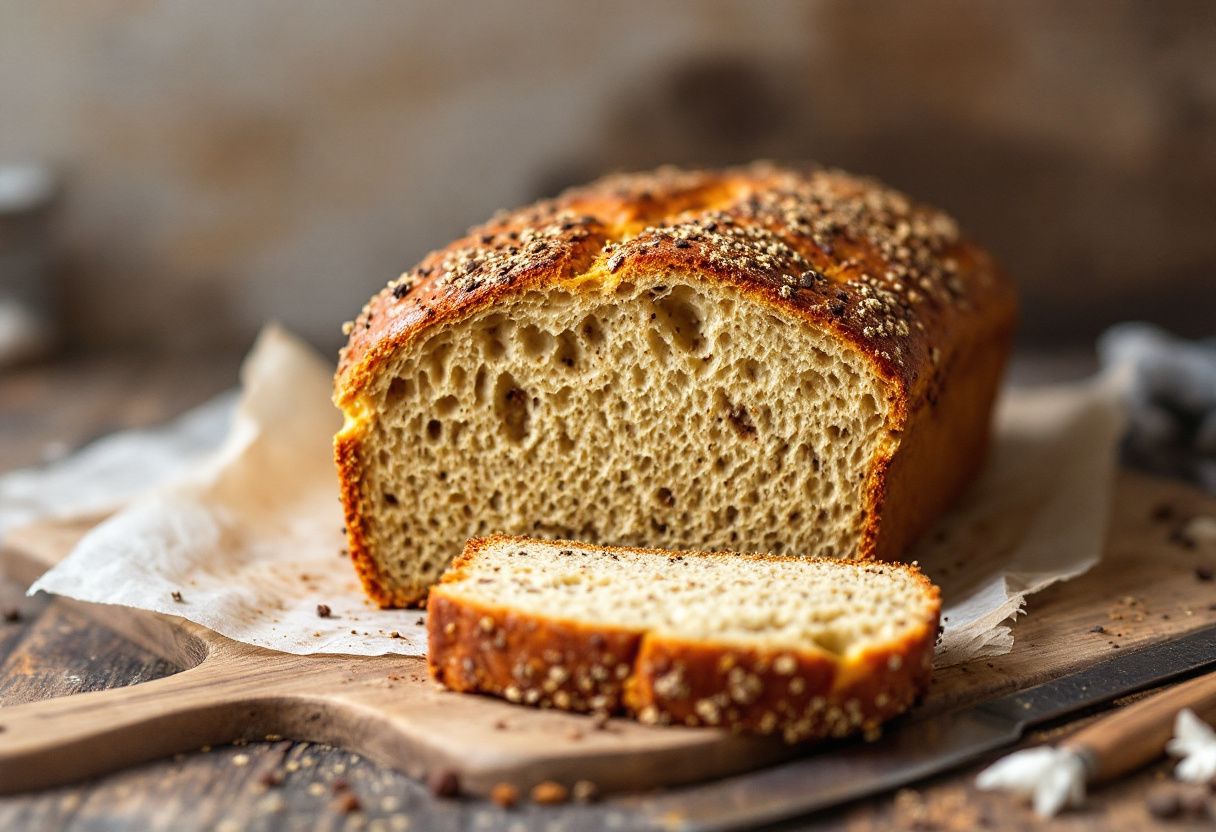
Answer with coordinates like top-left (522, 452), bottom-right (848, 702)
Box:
top-left (626, 624), bottom-right (1216, 831)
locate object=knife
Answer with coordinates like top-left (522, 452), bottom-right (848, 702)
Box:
top-left (624, 624), bottom-right (1216, 831)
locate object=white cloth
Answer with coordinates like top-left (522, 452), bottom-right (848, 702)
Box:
top-left (976, 746), bottom-right (1088, 818)
top-left (1167, 708), bottom-right (1216, 784)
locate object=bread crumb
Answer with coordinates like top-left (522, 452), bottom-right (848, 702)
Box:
top-left (531, 781), bottom-right (568, 805)
top-left (572, 780), bottom-right (599, 803)
top-left (490, 782), bottom-right (519, 808)
top-left (333, 792), bottom-right (361, 813)
top-left (427, 769), bottom-right (460, 798)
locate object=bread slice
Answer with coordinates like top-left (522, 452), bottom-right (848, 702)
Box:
top-left (427, 536), bottom-right (941, 742)
top-left (335, 164), bottom-right (1016, 607)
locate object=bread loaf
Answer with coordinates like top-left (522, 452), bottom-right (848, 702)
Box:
top-left (335, 163), bottom-right (1016, 607)
top-left (428, 535), bottom-right (941, 741)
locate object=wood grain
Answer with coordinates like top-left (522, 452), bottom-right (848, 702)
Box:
top-left (3, 469), bottom-right (1215, 811)
top-left (5, 355), bottom-right (1216, 829)
top-left (923, 469), bottom-right (1216, 716)
top-left (0, 522), bottom-right (793, 798)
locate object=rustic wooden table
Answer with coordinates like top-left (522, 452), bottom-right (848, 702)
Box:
top-left (1, 352), bottom-right (1213, 831)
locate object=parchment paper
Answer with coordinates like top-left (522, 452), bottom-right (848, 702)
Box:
top-left (14, 326), bottom-right (1123, 664)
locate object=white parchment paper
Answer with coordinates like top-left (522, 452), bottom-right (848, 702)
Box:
top-left (13, 326), bottom-right (1123, 663)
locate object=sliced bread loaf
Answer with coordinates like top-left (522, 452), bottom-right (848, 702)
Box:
top-left (427, 536), bottom-right (941, 742)
top-left (335, 164), bottom-right (1016, 607)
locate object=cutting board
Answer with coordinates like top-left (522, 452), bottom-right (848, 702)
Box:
top-left (1, 471), bottom-right (1214, 800)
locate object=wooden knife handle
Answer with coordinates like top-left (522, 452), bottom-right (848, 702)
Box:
top-left (1063, 669), bottom-right (1216, 784)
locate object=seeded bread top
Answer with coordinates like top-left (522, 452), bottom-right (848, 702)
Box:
top-left (334, 163), bottom-right (1016, 416)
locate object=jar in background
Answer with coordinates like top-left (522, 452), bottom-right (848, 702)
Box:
top-left (0, 163), bottom-right (58, 367)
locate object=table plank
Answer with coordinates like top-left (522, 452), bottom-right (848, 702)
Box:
top-left (2, 353), bottom-right (1214, 830)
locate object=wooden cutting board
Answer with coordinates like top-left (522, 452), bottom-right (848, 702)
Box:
top-left (1, 470), bottom-right (1214, 800)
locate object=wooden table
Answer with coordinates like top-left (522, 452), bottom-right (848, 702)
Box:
top-left (1, 352), bottom-right (1213, 831)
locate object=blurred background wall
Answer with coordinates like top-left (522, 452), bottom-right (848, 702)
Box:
top-left (1, 0), bottom-right (1212, 356)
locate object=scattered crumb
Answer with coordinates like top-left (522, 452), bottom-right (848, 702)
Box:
top-left (572, 780), bottom-right (599, 803)
top-left (2, 608), bottom-right (20, 623)
top-left (490, 782), bottom-right (519, 808)
top-left (416, 617), bottom-right (425, 626)
top-left (1144, 783), bottom-right (1212, 819)
top-left (1089, 625), bottom-right (1106, 634)
top-left (887, 786), bottom-right (984, 831)
top-left (307, 783), bottom-right (326, 797)
top-left (1151, 503), bottom-right (1176, 523)
top-left (1185, 516), bottom-right (1216, 544)
top-left (427, 769), bottom-right (460, 798)
top-left (171, 591), bottom-right (184, 603)
top-left (331, 777), bottom-right (350, 794)
top-left (1169, 528), bottom-right (1198, 550)
top-left (531, 781), bottom-right (569, 805)
top-left (1182, 792), bottom-right (1212, 817)
top-left (1195, 566), bottom-right (1213, 582)
top-left (333, 793), bottom-right (361, 813)
top-left (492, 719), bottom-right (508, 730)
top-left (232, 753), bottom-right (250, 767)
top-left (1146, 787), bottom-right (1181, 819)
top-left (316, 604), bottom-right (333, 618)
top-left (258, 770), bottom-right (284, 788)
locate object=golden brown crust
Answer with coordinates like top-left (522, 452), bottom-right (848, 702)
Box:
top-left (427, 535), bottom-right (941, 743)
top-left (335, 163), bottom-right (1017, 607)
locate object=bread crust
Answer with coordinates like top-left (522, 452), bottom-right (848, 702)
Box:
top-left (428, 535), bottom-right (941, 742)
top-left (335, 163), bottom-right (1017, 607)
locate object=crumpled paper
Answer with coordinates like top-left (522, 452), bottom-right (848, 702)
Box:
top-left (0, 390), bottom-right (236, 540)
top-left (14, 325), bottom-right (1123, 661)
top-left (27, 325), bottom-right (420, 655)
top-left (918, 371), bottom-right (1124, 665)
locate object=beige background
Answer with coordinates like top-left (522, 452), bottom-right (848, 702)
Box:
top-left (2, 1), bottom-right (1213, 353)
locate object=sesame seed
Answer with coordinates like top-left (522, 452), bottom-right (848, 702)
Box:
top-left (342, 163), bottom-right (981, 394)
